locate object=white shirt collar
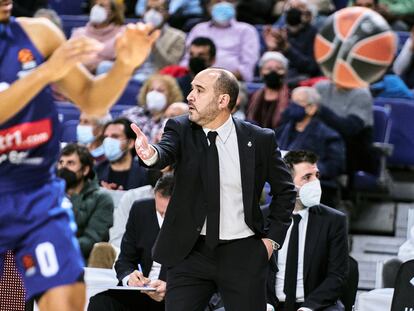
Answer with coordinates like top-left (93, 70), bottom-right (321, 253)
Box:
top-left (203, 115), bottom-right (234, 144)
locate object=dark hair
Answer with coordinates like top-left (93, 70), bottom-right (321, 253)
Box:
top-left (352, 0), bottom-right (378, 6)
top-left (154, 173), bottom-right (174, 197)
top-left (103, 118), bottom-right (135, 140)
top-left (283, 150), bottom-right (319, 174)
top-left (213, 69), bottom-right (239, 111)
top-left (190, 37), bottom-right (216, 59)
top-left (60, 143), bottom-right (95, 180)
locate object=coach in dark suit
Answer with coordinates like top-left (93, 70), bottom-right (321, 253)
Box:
top-left (87, 174), bottom-right (175, 311)
top-left (131, 68), bottom-right (296, 311)
top-left (266, 151), bottom-right (348, 311)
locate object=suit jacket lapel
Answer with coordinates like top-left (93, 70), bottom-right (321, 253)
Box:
top-left (233, 118), bottom-right (255, 222)
top-left (303, 206), bottom-right (323, 281)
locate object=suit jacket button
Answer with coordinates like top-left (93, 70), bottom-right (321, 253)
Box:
top-left (196, 226), bottom-right (201, 232)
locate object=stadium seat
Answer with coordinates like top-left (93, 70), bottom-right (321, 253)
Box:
top-left (60, 14), bottom-right (89, 38)
top-left (49, 0), bottom-right (86, 16)
top-left (396, 31), bottom-right (411, 55)
top-left (113, 79), bottom-right (142, 106)
top-left (352, 105), bottom-right (393, 191)
top-left (245, 81), bottom-right (264, 97)
top-left (61, 119), bottom-right (78, 143)
top-left (56, 101), bottom-right (80, 123)
top-left (374, 98), bottom-right (414, 167)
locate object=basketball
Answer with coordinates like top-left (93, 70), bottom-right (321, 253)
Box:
top-left (314, 7), bottom-right (397, 88)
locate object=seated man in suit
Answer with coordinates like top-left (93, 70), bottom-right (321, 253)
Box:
top-left (87, 173), bottom-right (175, 311)
top-left (267, 150), bottom-right (349, 311)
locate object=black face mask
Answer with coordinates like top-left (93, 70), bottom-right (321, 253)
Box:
top-left (189, 56), bottom-right (208, 75)
top-left (57, 168), bottom-right (81, 190)
top-left (263, 71), bottom-right (284, 90)
top-left (286, 8), bottom-right (303, 26)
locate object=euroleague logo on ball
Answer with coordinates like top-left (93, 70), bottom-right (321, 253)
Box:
top-left (314, 7), bottom-right (397, 88)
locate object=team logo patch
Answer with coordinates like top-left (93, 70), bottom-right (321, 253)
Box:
top-left (17, 48), bottom-right (37, 74)
top-left (22, 254), bottom-right (36, 277)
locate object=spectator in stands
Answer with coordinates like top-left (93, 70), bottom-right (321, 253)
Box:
top-left (276, 87), bottom-right (345, 207)
top-left (70, 0), bottom-right (126, 73)
top-left (352, 0), bottom-right (411, 31)
top-left (122, 0), bottom-right (186, 82)
top-left (246, 51), bottom-right (290, 129)
top-left (153, 101), bottom-right (189, 143)
top-left (236, 0), bottom-right (278, 25)
top-left (314, 79), bottom-right (374, 178)
top-left (96, 118), bottom-right (149, 190)
top-left (232, 81), bottom-right (249, 120)
top-left (33, 8), bottom-right (62, 30)
top-left (135, 0), bottom-right (205, 31)
top-left (264, 0), bottom-right (320, 81)
top-left (393, 26), bottom-right (414, 89)
top-left (177, 36), bottom-right (216, 99)
top-left (180, 0), bottom-right (260, 82)
top-left (87, 174), bottom-right (175, 311)
top-left (77, 112), bottom-right (112, 164)
top-left (11, 0), bottom-right (46, 17)
top-left (267, 150), bottom-right (348, 310)
top-left (121, 74), bottom-right (184, 142)
top-left (57, 144), bottom-right (114, 262)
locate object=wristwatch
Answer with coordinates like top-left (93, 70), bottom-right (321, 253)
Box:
top-left (265, 238), bottom-right (279, 251)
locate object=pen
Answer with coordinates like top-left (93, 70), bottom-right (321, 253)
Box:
top-left (137, 263), bottom-right (147, 287)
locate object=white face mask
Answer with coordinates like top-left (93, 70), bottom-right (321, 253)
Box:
top-left (146, 90), bottom-right (167, 112)
top-left (89, 4), bottom-right (108, 25)
top-left (76, 125), bottom-right (95, 145)
top-left (143, 9), bottom-right (164, 28)
top-left (299, 179), bottom-right (322, 207)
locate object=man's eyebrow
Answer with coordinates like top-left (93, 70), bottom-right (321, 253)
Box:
top-left (191, 83), bottom-right (206, 91)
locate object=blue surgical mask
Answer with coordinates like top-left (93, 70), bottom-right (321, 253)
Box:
top-left (285, 102), bottom-right (306, 122)
top-left (76, 125), bottom-right (95, 145)
top-left (90, 144), bottom-right (105, 158)
top-left (211, 2), bottom-right (235, 25)
top-left (103, 137), bottom-right (125, 162)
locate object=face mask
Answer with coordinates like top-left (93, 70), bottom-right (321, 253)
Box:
top-left (263, 71), bottom-right (284, 90)
top-left (286, 102), bottom-right (306, 122)
top-left (76, 125), bottom-right (95, 145)
top-left (286, 8), bottom-right (303, 26)
top-left (143, 9), bottom-right (164, 28)
top-left (57, 168), bottom-right (81, 190)
top-left (103, 137), bottom-right (125, 162)
top-left (189, 56), bottom-right (208, 75)
top-left (146, 90), bottom-right (167, 112)
top-left (89, 4), bottom-right (108, 25)
top-left (211, 2), bottom-right (235, 25)
top-left (299, 179), bottom-right (322, 207)
top-left (90, 144), bottom-right (105, 158)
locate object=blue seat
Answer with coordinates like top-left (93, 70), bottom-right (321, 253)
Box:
top-left (113, 79), bottom-right (142, 106)
top-left (56, 101), bottom-right (81, 123)
top-left (374, 98), bottom-right (414, 167)
top-left (245, 82), bottom-right (264, 97)
top-left (396, 31), bottom-right (410, 55)
top-left (61, 119), bottom-right (78, 143)
top-left (60, 15), bottom-right (89, 38)
top-left (352, 105), bottom-right (393, 191)
top-left (49, 0), bottom-right (85, 15)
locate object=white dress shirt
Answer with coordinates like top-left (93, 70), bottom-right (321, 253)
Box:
top-left (122, 211), bottom-right (164, 286)
top-left (275, 208), bottom-right (311, 311)
top-left (144, 116), bottom-right (254, 240)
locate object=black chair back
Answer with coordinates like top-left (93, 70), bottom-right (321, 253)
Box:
top-left (341, 256), bottom-right (359, 311)
top-left (391, 259), bottom-right (414, 311)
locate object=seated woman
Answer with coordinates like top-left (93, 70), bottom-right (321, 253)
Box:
top-left (121, 73), bottom-right (184, 143)
top-left (70, 0), bottom-right (125, 73)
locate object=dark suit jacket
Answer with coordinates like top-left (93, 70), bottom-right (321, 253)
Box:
top-left (115, 198), bottom-right (166, 282)
top-left (146, 115), bottom-right (296, 267)
top-left (267, 204), bottom-right (349, 310)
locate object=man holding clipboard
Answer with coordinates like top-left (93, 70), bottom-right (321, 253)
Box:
top-left (88, 174), bottom-right (174, 311)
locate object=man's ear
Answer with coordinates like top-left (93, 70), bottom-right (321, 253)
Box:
top-left (218, 94), bottom-right (230, 110)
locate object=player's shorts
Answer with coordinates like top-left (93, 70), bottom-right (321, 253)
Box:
top-left (0, 178), bottom-right (84, 300)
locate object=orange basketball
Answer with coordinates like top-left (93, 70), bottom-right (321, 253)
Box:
top-left (314, 7), bottom-right (397, 88)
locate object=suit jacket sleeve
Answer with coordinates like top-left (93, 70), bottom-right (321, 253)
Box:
top-left (114, 202), bottom-right (143, 282)
top-left (266, 131), bottom-right (296, 248)
top-left (302, 213), bottom-right (349, 309)
top-left (144, 118), bottom-right (182, 170)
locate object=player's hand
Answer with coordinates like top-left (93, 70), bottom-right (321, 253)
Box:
top-left (100, 181), bottom-right (123, 190)
top-left (131, 123), bottom-right (155, 160)
top-left (45, 36), bottom-right (104, 82)
top-left (143, 279), bottom-right (166, 302)
top-left (128, 270), bottom-right (150, 287)
top-left (115, 22), bottom-right (160, 73)
top-left (261, 238), bottom-right (274, 260)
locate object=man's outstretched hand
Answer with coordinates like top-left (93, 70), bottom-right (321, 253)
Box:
top-left (131, 123), bottom-right (155, 160)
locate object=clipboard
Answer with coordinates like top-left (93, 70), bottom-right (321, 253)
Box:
top-left (93, 285), bottom-right (156, 291)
